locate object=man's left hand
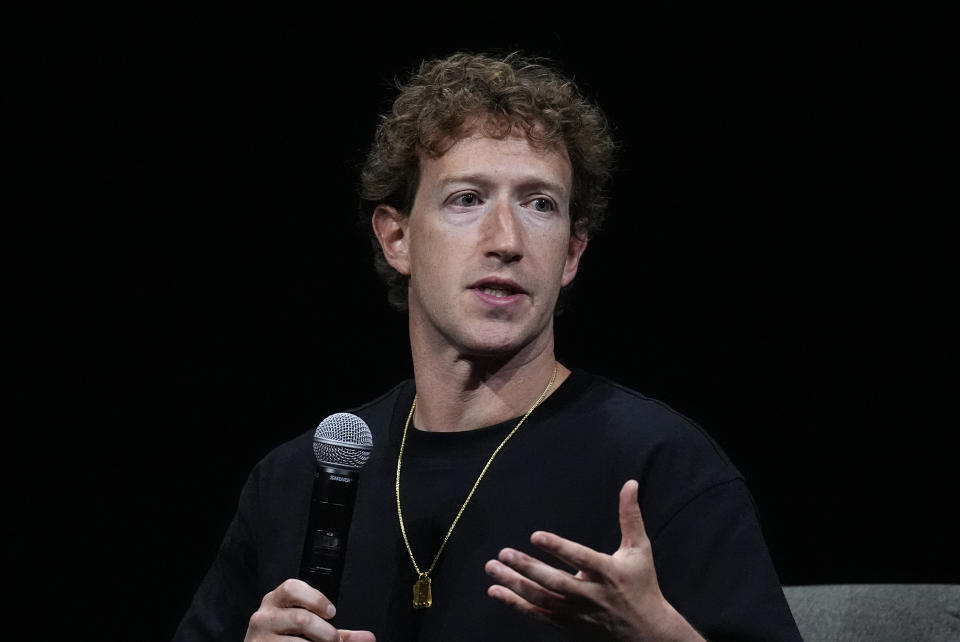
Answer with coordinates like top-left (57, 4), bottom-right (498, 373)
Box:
top-left (484, 480), bottom-right (704, 641)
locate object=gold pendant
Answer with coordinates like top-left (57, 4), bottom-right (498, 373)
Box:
top-left (413, 572), bottom-right (432, 608)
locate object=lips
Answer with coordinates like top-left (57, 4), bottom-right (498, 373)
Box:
top-left (467, 278), bottom-right (527, 305)
top-left (468, 278), bottom-right (527, 297)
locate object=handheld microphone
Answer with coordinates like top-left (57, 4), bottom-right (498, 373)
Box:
top-left (298, 412), bottom-right (373, 605)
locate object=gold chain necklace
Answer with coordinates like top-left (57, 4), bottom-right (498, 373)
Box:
top-left (395, 364), bottom-right (558, 609)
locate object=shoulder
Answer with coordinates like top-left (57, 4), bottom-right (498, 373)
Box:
top-left (560, 370), bottom-right (746, 529)
top-left (250, 380), bottom-right (412, 484)
top-left (346, 380), bottom-right (411, 444)
top-left (566, 370), bottom-right (738, 470)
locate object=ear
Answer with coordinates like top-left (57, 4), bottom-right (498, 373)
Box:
top-left (561, 230), bottom-right (588, 287)
top-left (372, 205), bottom-right (411, 276)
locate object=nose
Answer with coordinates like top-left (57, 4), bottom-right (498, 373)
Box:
top-left (481, 199), bottom-right (523, 264)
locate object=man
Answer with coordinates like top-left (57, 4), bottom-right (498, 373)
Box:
top-left (174, 52), bottom-right (801, 641)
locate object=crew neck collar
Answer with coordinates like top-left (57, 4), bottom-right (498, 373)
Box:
top-left (388, 368), bottom-right (591, 449)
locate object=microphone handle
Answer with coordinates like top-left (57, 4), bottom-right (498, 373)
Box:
top-left (299, 464), bottom-right (360, 606)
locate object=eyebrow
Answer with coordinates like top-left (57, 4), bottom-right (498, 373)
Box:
top-left (437, 173), bottom-right (570, 200)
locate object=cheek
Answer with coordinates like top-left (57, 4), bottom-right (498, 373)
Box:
top-left (545, 229), bottom-right (574, 262)
top-left (410, 228), bottom-right (463, 281)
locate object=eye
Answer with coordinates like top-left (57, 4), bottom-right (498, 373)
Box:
top-left (529, 197), bottom-right (555, 212)
top-left (453, 192), bottom-right (481, 207)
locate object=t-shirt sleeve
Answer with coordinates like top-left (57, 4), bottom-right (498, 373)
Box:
top-left (171, 470), bottom-right (262, 642)
top-left (650, 479), bottom-right (802, 642)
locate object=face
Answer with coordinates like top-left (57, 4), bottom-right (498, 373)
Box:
top-left (375, 131), bottom-right (587, 360)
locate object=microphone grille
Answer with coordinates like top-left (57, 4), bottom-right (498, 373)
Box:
top-left (312, 412), bottom-right (374, 469)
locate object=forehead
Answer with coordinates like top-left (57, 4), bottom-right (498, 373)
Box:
top-left (419, 131), bottom-right (573, 195)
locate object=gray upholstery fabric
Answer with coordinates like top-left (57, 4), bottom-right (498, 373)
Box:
top-left (783, 584), bottom-right (960, 642)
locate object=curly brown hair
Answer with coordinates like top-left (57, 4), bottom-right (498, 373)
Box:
top-left (360, 51), bottom-right (616, 310)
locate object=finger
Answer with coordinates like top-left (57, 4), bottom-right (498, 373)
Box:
top-left (493, 547), bottom-right (592, 602)
top-left (339, 630), bottom-right (377, 642)
top-left (484, 558), bottom-right (571, 612)
top-left (267, 579), bottom-right (337, 619)
top-left (618, 479), bottom-right (648, 549)
top-left (247, 604), bottom-right (339, 642)
top-left (530, 530), bottom-right (610, 577)
top-left (487, 583), bottom-right (561, 627)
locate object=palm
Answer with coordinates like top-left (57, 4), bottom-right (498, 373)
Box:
top-left (485, 481), bottom-right (700, 641)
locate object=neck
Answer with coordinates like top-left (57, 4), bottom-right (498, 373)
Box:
top-left (409, 338), bottom-right (568, 433)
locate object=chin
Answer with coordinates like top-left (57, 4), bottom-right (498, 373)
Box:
top-left (455, 327), bottom-right (542, 361)
top-left (456, 337), bottom-right (516, 357)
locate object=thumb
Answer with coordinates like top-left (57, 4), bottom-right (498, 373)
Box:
top-left (618, 479), bottom-right (648, 549)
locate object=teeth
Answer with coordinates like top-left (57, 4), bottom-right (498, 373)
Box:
top-left (481, 287), bottom-right (513, 297)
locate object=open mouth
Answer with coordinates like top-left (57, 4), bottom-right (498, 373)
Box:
top-left (478, 286), bottom-right (518, 298)
top-left (469, 278), bottom-right (526, 301)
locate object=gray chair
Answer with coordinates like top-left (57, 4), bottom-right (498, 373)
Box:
top-left (783, 584), bottom-right (960, 641)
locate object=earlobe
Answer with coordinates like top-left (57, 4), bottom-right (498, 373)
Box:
top-left (372, 205), bottom-right (411, 276)
top-left (561, 232), bottom-right (588, 286)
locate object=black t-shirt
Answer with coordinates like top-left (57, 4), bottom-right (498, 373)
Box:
top-left (173, 370), bottom-right (801, 641)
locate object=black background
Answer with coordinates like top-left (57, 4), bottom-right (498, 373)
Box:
top-left (7, 5), bottom-right (957, 641)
